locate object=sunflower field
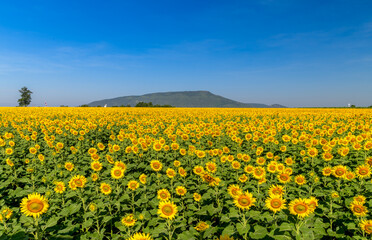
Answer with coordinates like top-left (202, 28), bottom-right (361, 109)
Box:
top-left (0, 107), bottom-right (372, 240)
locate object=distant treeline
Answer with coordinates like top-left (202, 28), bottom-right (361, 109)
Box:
top-left (78, 102), bottom-right (173, 108)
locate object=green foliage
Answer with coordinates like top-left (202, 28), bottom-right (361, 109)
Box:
top-left (17, 87), bottom-right (33, 107)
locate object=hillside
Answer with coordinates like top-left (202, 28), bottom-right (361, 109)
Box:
top-left (87, 91), bottom-right (286, 108)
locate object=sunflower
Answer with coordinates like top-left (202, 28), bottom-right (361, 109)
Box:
top-left (139, 174), bottom-right (147, 184)
top-left (353, 195), bottom-right (366, 204)
top-left (91, 173), bottom-right (99, 181)
top-left (215, 235), bottom-right (235, 240)
top-left (121, 214), bottom-right (136, 227)
top-left (89, 203), bottom-right (97, 212)
top-left (166, 168), bottom-right (176, 178)
top-left (332, 165), bottom-right (347, 179)
top-left (244, 165), bottom-right (254, 174)
top-left (0, 208), bottom-right (13, 221)
top-left (278, 173), bottom-right (291, 184)
top-left (265, 195), bottom-right (286, 213)
top-left (234, 191), bottom-right (256, 210)
top-left (268, 185), bottom-right (285, 196)
top-left (322, 152), bottom-right (333, 161)
top-left (193, 166), bottom-right (204, 175)
top-left (294, 175), bottom-right (306, 185)
top-left (150, 160), bottom-right (163, 172)
top-left (306, 197), bottom-right (318, 213)
top-left (126, 232), bottom-right (153, 240)
top-left (231, 161), bottom-right (241, 170)
top-left (228, 185), bottom-right (242, 199)
top-left (64, 162), bottom-right (74, 171)
top-left (193, 193), bottom-right (202, 202)
top-left (206, 162), bottom-right (217, 173)
top-left (345, 171), bottom-right (356, 180)
top-left (115, 161), bottom-right (127, 171)
top-left (175, 186), bottom-right (187, 196)
top-left (6, 158), bottom-right (14, 167)
top-left (29, 147), bottom-right (37, 154)
top-left (111, 166), bottom-right (125, 179)
top-left (360, 219), bottom-right (372, 235)
top-left (267, 162), bottom-right (277, 173)
top-left (20, 193), bottom-right (49, 218)
top-left (54, 181), bottom-right (66, 194)
top-left (158, 201), bottom-right (178, 220)
top-left (350, 202), bottom-right (368, 217)
top-left (238, 174), bottom-right (248, 183)
top-left (157, 189), bottom-right (171, 201)
top-left (100, 183), bottom-right (112, 195)
top-left (355, 164), bottom-right (371, 179)
top-left (91, 161), bottom-right (102, 172)
top-left (256, 157), bottom-right (266, 165)
top-left (289, 198), bottom-right (311, 218)
top-left (153, 141), bottom-right (162, 151)
top-left (322, 167), bottom-right (332, 176)
top-left (252, 167), bottom-right (266, 179)
top-left (178, 167), bottom-right (187, 177)
top-left (68, 175), bottom-right (87, 190)
top-left (194, 221), bottom-right (209, 231)
top-left (128, 180), bottom-right (139, 191)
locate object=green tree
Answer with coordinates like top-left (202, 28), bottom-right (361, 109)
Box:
top-left (17, 87), bottom-right (33, 107)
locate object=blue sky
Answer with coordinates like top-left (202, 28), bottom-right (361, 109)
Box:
top-left (0, 0), bottom-right (372, 107)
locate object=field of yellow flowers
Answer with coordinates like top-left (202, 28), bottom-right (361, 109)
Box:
top-left (0, 107), bottom-right (371, 240)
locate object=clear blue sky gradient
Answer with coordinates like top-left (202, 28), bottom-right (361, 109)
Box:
top-left (0, 0), bottom-right (371, 107)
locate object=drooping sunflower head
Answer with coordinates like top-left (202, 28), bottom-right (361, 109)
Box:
top-left (20, 193), bottom-right (49, 218)
top-left (194, 221), bottom-right (209, 231)
top-left (157, 201), bottom-right (178, 220)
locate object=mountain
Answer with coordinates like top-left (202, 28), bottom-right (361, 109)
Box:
top-left (86, 91), bottom-right (286, 108)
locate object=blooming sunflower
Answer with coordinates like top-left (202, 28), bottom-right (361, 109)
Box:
top-left (268, 185), bottom-right (285, 196)
top-left (150, 160), bottom-right (163, 172)
top-left (289, 198), bottom-right (311, 218)
top-left (157, 189), bottom-right (171, 201)
top-left (355, 164), bottom-right (371, 179)
top-left (360, 219), bottom-right (372, 235)
top-left (175, 186), bottom-right (187, 196)
top-left (234, 191), bottom-right (256, 210)
top-left (111, 166), bottom-right (125, 179)
top-left (158, 201), bottom-right (178, 220)
top-left (294, 175), bottom-right (306, 185)
top-left (20, 193), bottom-right (49, 218)
top-left (322, 167), bottom-right (332, 176)
top-left (353, 195), bottom-right (366, 204)
top-left (65, 162), bottom-right (74, 171)
top-left (265, 195), bottom-right (286, 213)
top-left (178, 167), bottom-right (187, 177)
top-left (277, 173), bottom-right (291, 184)
top-left (193, 193), bottom-right (202, 202)
top-left (91, 161), bottom-right (102, 172)
top-left (252, 167), bottom-right (266, 179)
top-left (128, 180), bottom-right (139, 191)
top-left (193, 166), bottom-right (204, 175)
top-left (332, 165), bottom-right (347, 179)
top-left (238, 174), bottom-right (248, 183)
top-left (228, 185), bottom-right (242, 199)
top-left (206, 162), bottom-right (217, 173)
top-left (306, 197), bottom-right (318, 213)
top-left (121, 214), bottom-right (136, 227)
top-left (68, 175), bottom-right (87, 190)
top-left (166, 168), bottom-right (176, 178)
top-left (54, 181), bottom-right (66, 194)
top-left (126, 232), bottom-right (153, 240)
top-left (100, 183), bottom-right (112, 195)
top-left (350, 202), bottom-right (368, 217)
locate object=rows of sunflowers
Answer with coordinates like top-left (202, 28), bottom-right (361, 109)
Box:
top-left (0, 107), bottom-right (371, 240)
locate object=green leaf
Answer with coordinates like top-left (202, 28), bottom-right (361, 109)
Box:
top-left (82, 219), bottom-right (94, 229)
top-left (236, 222), bottom-right (250, 235)
top-left (250, 225), bottom-right (268, 239)
top-left (68, 203), bottom-right (81, 214)
top-left (279, 222), bottom-right (293, 232)
top-left (222, 224), bottom-right (236, 236)
top-left (44, 217), bottom-right (60, 229)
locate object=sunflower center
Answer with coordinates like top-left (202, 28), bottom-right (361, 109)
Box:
top-left (353, 206), bottom-right (363, 213)
top-left (294, 203), bottom-right (307, 213)
top-left (114, 170), bottom-right (122, 176)
top-left (271, 199), bottom-right (281, 208)
top-left (359, 169), bottom-right (368, 175)
top-left (162, 205), bottom-right (173, 215)
top-left (28, 201), bottom-right (43, 213)
top-left (238, 197), bottom-right (250, 206)
top-left (335, 170), bottom-right (345, 176)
